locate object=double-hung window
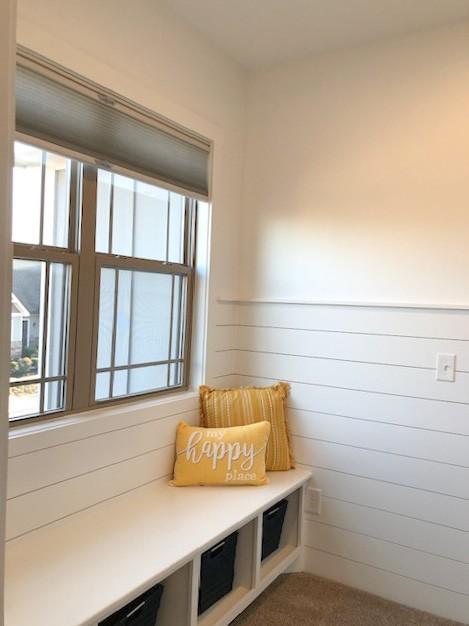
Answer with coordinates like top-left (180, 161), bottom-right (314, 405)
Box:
top-left (9, 48), bottom-right (210, 423)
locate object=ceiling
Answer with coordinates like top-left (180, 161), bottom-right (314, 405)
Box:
top-left (164, 0), bottom-right (469, 69)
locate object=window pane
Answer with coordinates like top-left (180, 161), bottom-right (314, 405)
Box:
top-left (109, 365), bottom-right (169, 398)
top-left (44, 380), bottom-right (65, 413)
top-left (11, 259), bottom-right (44, 379)
top-left (112, 369), bottom-right (128, 397)
top-left (169, 362), bottom-right (183, 387)
top-left (96, 170), bottom-right (187, 262)
top-left (96, 268), bottom-right (116, 369)
top-left (170, 275), bottom-right (186, 361)
top-left (128, 364), bottom-right (168, 395)
top-left (12, 142), bottom-right (42, 244)
top-left (112, 174), bottom-right (135, 256)
top-left (46, 263), bottom-right (70, 377)
top-left (129, 271), bottom-right (172, 364)
top-left (10, 259), bottom-right (71, 419)
top-left (114, 270), bottom-right (132, 367)
top-left (95, 372), bottom-right (110, 401)
top-left (43, 151), bottom-right (71, 247)
top-left (12, 142), bottom-right (71, 248)
top-left (9, 383), bottom-right (40, 420)
top-left (168, 192), bottom-right (185, 263)
top-left (96, 170), bottom-right (112, 253)
top-left (133, 181), bottom-right (167, 261)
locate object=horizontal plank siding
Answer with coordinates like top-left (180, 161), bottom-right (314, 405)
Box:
top-left (304, 520), bottom-right (469, 595)
top-left (8, 394), bottom-right (199, 457)
top-left (222, 300), bottom-right (469, 621)
top-left (294, 437), bottom-right (469, 499)
top-left (233, 325), bottom-right (469, 370)
top-left (7, 410), bottom-right (198, 498)
top-left (307, 497), bottom-right (469, 563)
top-left (307, 465), bottom-right (469, 531)
top-left (231, 375), bottom-right (469, 435)
top-left (234, 301), bottom-right (469, 340)
top-left (6, 401), bottom-right (200, 539)
top-left (236, 351), bottom-right (469, 404)
top-left (289, 409), bottom-right (469, 467)
top-left (6, 445), bottom-right (175, 540)
top-left (304, 548), bottom-right (469, 624)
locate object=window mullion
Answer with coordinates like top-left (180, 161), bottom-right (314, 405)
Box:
top-left (175, 276), bottom-right (184, 382)
top-left (67, 161), bottom-right (80, 252)
top-left (182, 270), bottom-right (194, 388)
top-left (13, 242), bottom-right (77, 264)
top-left (64, 259), bottom-right (79, 413)
top-left (94, 252), bottom-right (191, 275)
top-left (165, 190), bottom-right (170, 262)
top-left (126, 181), bottom-right (137, 394)
top-left (183, 197), bottom-right (190, 266)
top-left (108, 172), bottom-right (114, 253)
top-left (180, 199), bottom-right (196, 387)
top-left (166, 275), bottom-right (175, 387)
top-left (39, 261), bottom-right (50, 414)
top-left (72, 164), bottom-right (98, 411)
top-left (108, 269), bottom-right (120, 399)
top-left (183, 197), bottom-right (197, 268)
top-left (39, 149), bottom-right (46, 246)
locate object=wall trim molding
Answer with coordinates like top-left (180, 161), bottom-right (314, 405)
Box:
top-left (217, 297), bottom-right (469, 312)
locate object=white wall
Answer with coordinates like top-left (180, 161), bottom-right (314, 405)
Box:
top-left (0, 2), bottom-right (15, 624)
top-left (240, 21), bottom-right (469, 305)
top-left (229, 21), bottom-right (469, 624)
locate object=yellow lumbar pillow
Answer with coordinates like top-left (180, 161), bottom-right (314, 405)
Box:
top-left (199, 383), bottom-right (294, 471)
top-left (171, 420), bottom-right (271, 487)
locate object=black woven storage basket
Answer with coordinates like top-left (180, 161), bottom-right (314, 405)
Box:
top-left (198, 531), bottom-right (239, 614)
top-left (98, 582), bottom-right (164, 626)
top-left (261, 499), bottom-right (288, 560)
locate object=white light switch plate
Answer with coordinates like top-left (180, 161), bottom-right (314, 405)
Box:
top-left (436, 353), bottom-right (456, 382)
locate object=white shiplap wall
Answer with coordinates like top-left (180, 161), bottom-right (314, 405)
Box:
top-left (216, 300), bottom-right (469, 624)
top-left (6, 303), bottom-right (238, 543)
top-left (8, 298), bottom-right (469, 622)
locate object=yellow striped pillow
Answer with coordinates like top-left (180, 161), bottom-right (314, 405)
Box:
top-left (199, 383), bottom-right (294, 471)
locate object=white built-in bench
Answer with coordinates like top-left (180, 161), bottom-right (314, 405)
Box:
top-left (5, 468), bottom-right (311, 626)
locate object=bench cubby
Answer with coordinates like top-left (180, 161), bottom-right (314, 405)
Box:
top-left (260, 488), bottom-right (302, 582)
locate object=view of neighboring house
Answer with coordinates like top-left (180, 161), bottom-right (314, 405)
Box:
top-left (10, 262), bottom-right (41, 359)
top-left (10, 294), bottom-right (29, 358)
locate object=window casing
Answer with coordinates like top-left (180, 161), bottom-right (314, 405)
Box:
top-left (10, 140), bottom-right (196, 423)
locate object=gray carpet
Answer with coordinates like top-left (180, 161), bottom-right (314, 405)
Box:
top-left (231, 573), bottom-right (465, 626)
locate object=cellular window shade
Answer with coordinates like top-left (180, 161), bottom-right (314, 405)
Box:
top-left (16, 52), bottom-right (210, 198)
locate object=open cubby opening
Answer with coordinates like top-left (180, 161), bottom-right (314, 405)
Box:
top-left (157, 562), bottom-right (194, 626)
top-left (197, 518), bottom-right (257, 626)
top-left (260, 488), bottom-right (301, 581)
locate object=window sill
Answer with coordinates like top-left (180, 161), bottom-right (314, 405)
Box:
top-left (8, 388), bottom-right (199, 458)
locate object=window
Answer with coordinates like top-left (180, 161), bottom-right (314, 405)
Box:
top-left (10, 141), bottom-right (196, 422)
top-left (11, 48), bottom-right (210, 423)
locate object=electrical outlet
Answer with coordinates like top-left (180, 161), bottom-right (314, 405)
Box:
top-left (305, 487), bottom-right (322, 515)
